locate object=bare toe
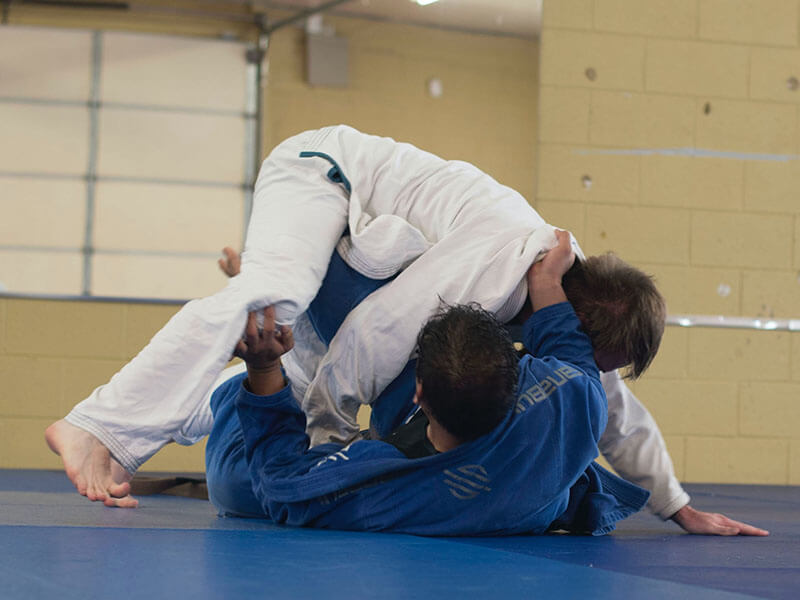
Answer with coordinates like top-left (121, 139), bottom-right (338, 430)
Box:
top-left (104, 495), bottom-right (139, 509)
top-left (109, 481), bottom-right (132, 498)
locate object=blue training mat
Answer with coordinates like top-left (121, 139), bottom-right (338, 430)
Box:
top-left (0, 471), bottom-right (796, 600)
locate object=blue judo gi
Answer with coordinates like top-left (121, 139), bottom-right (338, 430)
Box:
top-left (205, 252), bottom-right (649, 536)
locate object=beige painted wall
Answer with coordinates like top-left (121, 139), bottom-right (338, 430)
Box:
top-left (539, 0), bottom-right (800, 485)
top-left (0, 11), bottom-right (537, 472)
top-left (262, 15), bottom-right (538, 201)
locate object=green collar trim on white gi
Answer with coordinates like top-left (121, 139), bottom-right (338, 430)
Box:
top-left (299, 151), bottom-right (352, 194)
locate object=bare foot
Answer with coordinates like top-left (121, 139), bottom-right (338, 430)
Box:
top-left (45, 419), bottom-right (139, 508)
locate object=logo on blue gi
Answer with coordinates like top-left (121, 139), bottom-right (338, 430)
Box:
top-left (443, 465), bottom-right (491, 500)
top-left (515, 364), bottom-right (583, 414)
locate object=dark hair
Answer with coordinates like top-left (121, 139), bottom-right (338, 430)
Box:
top-left (562, 254), bottom-right (666, 379)
top-left (415, 303), bottom-right (519, 442)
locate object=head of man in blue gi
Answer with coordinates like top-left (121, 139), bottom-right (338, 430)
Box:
top-left (413, 303), bottom-right (519, 448)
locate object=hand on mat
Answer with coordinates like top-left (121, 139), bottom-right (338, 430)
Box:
top-left (234, 306), bottom-right (294, 371)
top-left (218, 246), bottom-right (241, 278)
top-left (671, 505), bottom-right (769, 536)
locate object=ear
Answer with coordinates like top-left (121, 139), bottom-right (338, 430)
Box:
top-left (412, 380), bottom-right (424, 405)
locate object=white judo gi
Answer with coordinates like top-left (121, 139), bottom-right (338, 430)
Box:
top-left (65, 125), bottom-right (688, 519)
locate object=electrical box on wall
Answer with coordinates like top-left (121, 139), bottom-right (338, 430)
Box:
top-left (306, 33), bottom-right (348, 87)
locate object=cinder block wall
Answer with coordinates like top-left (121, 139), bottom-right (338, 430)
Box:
top-left (0, 298), bottom-right (202, 470)
top-left (538, 0), bottom-right (800, 484)
top-left (0, 13), bottom-right (537, 472)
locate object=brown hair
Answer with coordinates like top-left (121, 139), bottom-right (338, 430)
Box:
top-left (562, 253), bottom-right (666, 379)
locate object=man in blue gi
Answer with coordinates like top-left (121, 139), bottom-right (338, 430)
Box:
top-left (203, 230), bottom-right (650, 535)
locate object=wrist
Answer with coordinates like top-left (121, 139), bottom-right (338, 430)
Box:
top-left (529, 271), bottom-right (562, 286)
top-left (246, 359), bottom-right (282, 374)
top-left (669, 504), bottom-right (693, 525)
top-left (245, 360), bottom-right (286, 396)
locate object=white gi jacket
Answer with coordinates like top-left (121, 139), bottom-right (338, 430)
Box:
top-left (66, 125), bottom-right (688, 518)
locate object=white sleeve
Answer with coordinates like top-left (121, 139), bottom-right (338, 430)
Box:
top-left (599, 370), bottom-right (690, 519)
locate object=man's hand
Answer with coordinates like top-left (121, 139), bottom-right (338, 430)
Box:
top-left (234, 306), bottom-right (294, 396)
top-left (218, 246), bottom-right (241, 278)
top-left (235, 306), bottom-right (294, 369)
top-left (527, 229), bottom-right (576, 312)
top-left (671, 504), bottom-right (769, 536)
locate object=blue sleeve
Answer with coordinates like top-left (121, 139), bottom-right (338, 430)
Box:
top-left (516, 302), bottom-right (607, 447)
top-left (234, 381), bottom-right (408, 527)
top-left (521, 302), bottom-right (599, 380)
top-left (234, 383), bottom-right (333, 495)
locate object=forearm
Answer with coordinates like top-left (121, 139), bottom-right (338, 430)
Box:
top-left (527, 228), bottom-right (573, 313)
top-left (530, 276), bottom-right (568, 312)
top-left (233, 304), bottom-right (307, 494)
top-left (235, 382), bottom-right (316, 487)
top-left (245, 360), bottom-right (286, 396)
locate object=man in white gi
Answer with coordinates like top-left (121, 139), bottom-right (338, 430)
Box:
top-left (46, 125), bottom-right (767, 536)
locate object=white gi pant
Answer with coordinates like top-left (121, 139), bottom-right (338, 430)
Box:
top-left (65, 125), bottom-right (688, 518)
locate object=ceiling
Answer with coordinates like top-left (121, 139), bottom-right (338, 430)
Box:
top-left (255, 0), bottom-right (543, 38)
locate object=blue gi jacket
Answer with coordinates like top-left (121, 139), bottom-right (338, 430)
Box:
top-left (228, 301), bottom-right (649, 536)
